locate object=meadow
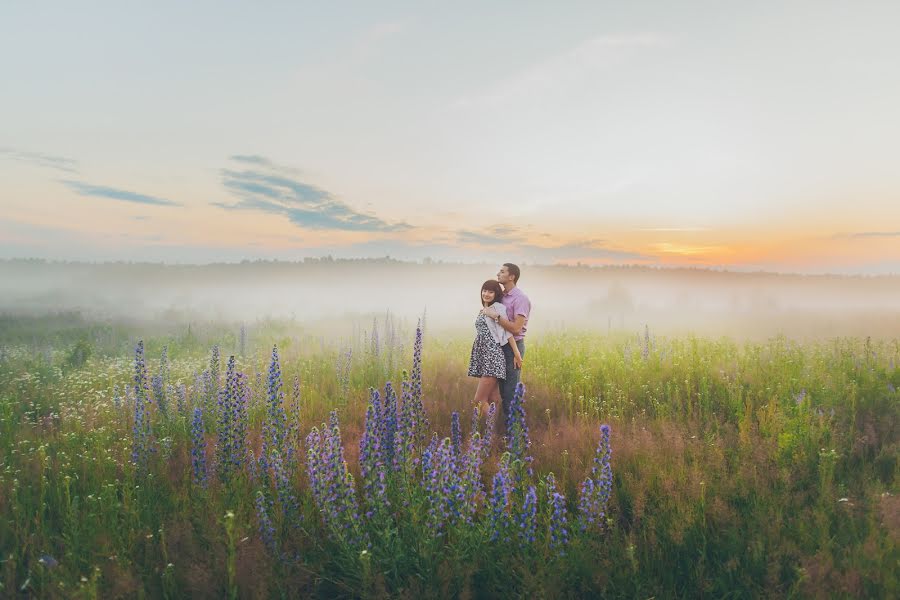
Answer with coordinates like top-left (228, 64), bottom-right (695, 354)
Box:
top-left (0, 311), bottom-right (897, 598)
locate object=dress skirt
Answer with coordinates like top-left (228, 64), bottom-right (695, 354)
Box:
top-left (467, 313), bottom-right (507, 379)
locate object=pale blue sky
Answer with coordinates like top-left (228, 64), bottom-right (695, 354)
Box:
top-left (2, 1), bottom-right (899, 272)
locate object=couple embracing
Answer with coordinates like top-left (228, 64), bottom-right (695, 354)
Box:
top-left (468, 263), bottom-right (531, 421)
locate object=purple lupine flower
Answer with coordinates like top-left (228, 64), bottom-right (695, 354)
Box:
top-left (888, 383), bottom-right (896, 394)
top-left (381, 382), bottom-right (398, 468)
top-left (233, 371), bottom-right (251, 473)
top-left (151, 374), bottom-right (168, 418)
top-left (176, 383), bottom-right (187, 416)
top-left (579, 424), bottom-right (613, 532)
top-left (578, 477), bottom-right (597, 532)
top-left (517, 485), bottom-right (537, 547)
top-left (420, 434), bottom-right (439, 525)
top-left (239, 324), bottom-right (247, 357)
top-left (306, 412), bottom-right (368, 550)
top-left (216, 356), bottom-right (248, 483)
top-left (459, 431), bottom-right (484, 525)
top-left (487, 453), bottom-right (514, 542)
top-left (255, 491), bottom-right (277, 555)
top-left (360, 389), bottom-right (388, 517)
top-left (428, 438), bottom-right (464, 533)
top-left (208, 345), bottom-right (220, 411)
top-left (131, 340), bottom-right (153, 473)
top-left (262, 346), bottom-right (288, 461)
top-left (112, 385), bottom-right (122, 410)
top-left (450, 411), bottom-right (462, 457)
top-left (483, 402), bottom-right (497, 456)
top-left (396, 379), bottom-right (427, 471)
top-left (291, 374), bottom-right (301, 409)
top-left (190, 407), bottom-right (208, 487)
top-left (793, 389), bottom-right (807, 406)
top-left (506, 383), bottom-right (531, 463)
top-left (410, 324), bottom-right (428, 441)
top-left (270, 449), bottom-right (298, 519)
top-left (545, 473), bottom-right (568, 554)
top-left (642, 325), bottom-right (650, 360)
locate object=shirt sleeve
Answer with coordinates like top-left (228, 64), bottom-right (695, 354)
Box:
top-left (512, 296), bottom-right (530, 318)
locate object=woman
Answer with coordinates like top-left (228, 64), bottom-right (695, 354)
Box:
top-left (468, 280), bottom-right (523, 416)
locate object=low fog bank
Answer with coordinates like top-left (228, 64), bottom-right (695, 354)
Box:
top-left (1, 259), bottom-right (899, 340)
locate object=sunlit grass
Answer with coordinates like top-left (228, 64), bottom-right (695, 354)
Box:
top-left (0, 316), bottom-right (897, 597)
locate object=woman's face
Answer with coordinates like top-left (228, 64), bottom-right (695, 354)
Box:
top-left (481, 288), bottom-right (496, 304)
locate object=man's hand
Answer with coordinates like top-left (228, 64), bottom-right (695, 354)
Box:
top-left (514, 355), bottom-right (523, 369)
top-left (481, 307), bottom-right (500, 320)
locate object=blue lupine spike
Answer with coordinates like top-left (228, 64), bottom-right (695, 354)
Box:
top-left (450, 411), bottom-right (462, 457)
top-left (190, 407), bottom-right (208, 487)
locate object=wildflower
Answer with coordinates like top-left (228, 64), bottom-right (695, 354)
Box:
top-left (360, 389), bottom-right (387, 517)
top-left (206, 346), bottom-right (220, 414)
top-left (131, 340), bottom-right (153, 474)
top-left (579, 424), bottom-right (613, 533)
top-left (190, 407), bottom-right (207, 487)
top-left (410, 324), bottom-right (428, 440)
top-left (216, 356), bottom-right (249, 483)
top-left (381, 382), bottom-right (398, 468)
top-left (459, 430), bottom-right (484, 525)
top-left (487, 453), bottom-right (514, 543)
top-left (424, 437), bottom-right (464, 534)
top-left (450, 411), bottom-right (461, 457)
top-left (482, 402), bottom-right (497, 456)
top-left (255, 491), bottom-right (277, 555)
top-left (306, 412), bottom-right (368, 550)
top-left (176, 384), bottom-right (187, 416)
top-left (545, 473), bottom-right (569, 554)
top-left (262, 346), bottom-right (288, 462)
top-left (270, 449), bottom-right (298, 520)
top-left (152, 374), bottom-right (168, 418)
top-left (517, 486), bottom-right (537, 547)
top-left (507, 383), bottom-right (531, 463)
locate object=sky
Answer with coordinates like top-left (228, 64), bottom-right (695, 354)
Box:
top-left (1, 1), bottom-right (899, 274)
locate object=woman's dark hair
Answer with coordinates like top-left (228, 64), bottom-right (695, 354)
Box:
top-left (481, 279), bottom-right (504, 306)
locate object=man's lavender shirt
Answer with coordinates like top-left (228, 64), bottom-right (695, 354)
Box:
top-left (501, 286), bottom-right (531, 341)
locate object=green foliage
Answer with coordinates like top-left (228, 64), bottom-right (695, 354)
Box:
top-left (0, 315), bottom-right (896, 597)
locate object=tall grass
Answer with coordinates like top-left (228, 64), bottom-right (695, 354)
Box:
top-left (0, 316), bottom-right (896, 598)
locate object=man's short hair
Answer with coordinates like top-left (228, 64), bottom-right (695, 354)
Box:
top-left (503, 262), bottom-right (521, 283)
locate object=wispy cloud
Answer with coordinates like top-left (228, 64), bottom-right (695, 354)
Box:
top-left (456, 225), bottom-right (527, 246)
top-left (61, 180), bottom-right (180, 206)
top-left (834, 231), bottom-right (900, 239)
top-left (850, 231), bottom-right (900, 238)
top-left (519, 241), bottom-right (651, 263)
top-left (216, 156), bottom-right (412, 233)
top-left (636, 227), bottom-right (711, 232)
top-left (0, 147), bottom-right (79, 173)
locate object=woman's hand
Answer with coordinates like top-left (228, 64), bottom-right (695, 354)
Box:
top-left (514, 355), bottom-right (523, 369)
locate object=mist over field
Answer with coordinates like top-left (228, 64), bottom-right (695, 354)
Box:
top-left (2, 258), bottom-right (898, 340)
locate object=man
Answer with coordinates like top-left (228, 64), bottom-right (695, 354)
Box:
top-left (482, 263), bottom-right (531, 416)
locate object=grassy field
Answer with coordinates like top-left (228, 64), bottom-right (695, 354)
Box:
top-left (0, 312), bottom-right (897, 598)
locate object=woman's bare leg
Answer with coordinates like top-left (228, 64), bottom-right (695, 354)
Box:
top-left (474, 376), bottom-right (497, 417)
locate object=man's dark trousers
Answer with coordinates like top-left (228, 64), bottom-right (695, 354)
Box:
top-left (500, 339), bottom-right (526, 420)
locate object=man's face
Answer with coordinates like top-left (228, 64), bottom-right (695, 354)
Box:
top-left (497, 266), bottom-right (511, 286)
